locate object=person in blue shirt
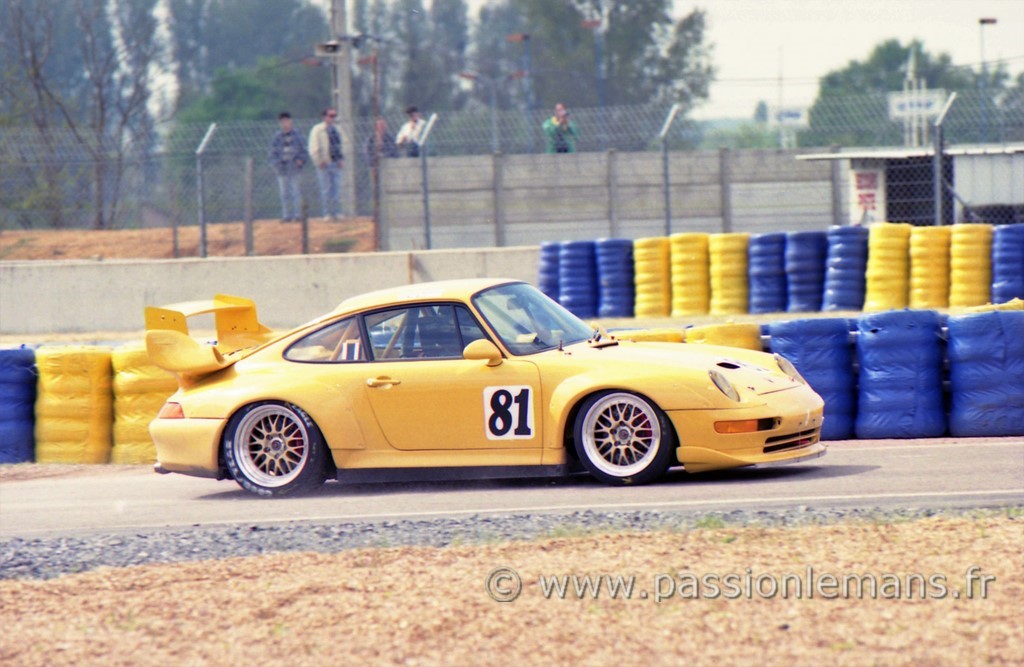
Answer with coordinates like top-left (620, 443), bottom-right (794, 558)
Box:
top-left (268, 112), bottom-right (310, 222)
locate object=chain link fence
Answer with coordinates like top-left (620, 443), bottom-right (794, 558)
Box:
top-left (2, 93), bottom-right (1021, 236)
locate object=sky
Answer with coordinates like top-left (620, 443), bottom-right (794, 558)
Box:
top-left (460, 0), bottom-right (1024, 119)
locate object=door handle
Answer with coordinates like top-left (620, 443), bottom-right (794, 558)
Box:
top-left (366, 376), bottom-right (401, 388)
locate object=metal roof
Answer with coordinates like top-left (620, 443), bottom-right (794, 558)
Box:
top-left (796, 143), bottom-right (1024, 161)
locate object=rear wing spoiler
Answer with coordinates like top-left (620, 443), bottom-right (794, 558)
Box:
top-left (144, 294), bottom-right (275, 382)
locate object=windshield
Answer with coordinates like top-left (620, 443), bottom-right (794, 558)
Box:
top-left (472, 283), bottom-right (594, 355)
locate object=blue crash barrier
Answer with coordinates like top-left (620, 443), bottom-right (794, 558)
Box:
top-left (947, 310), bottom-right (1024, 437)
top-left (595, 238), bottom-right (635, 318)
top-left (538, 241), bottom-right (561, 302)
top-left (855, 310), bottom-right (947, 439)
top-left (0, 347), bottom-right (37, 464)
top-left (991, 225), bottom-right (1024, 304)
top-left (748, 233), bottom-right (787, 314)
top-left (558, 240), bottom-right (599, 320)
top-left (822, 226), bottom-right (869, 311)
top-left (785, 231), bottom-right (828, 312)
top-left (768, 318), bottom-right (856, 440)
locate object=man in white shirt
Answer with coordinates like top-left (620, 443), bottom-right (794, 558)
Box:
top-left (308, 107), bottom-right (345, 219)
top-left (396, 105), bottom-right (426, 158)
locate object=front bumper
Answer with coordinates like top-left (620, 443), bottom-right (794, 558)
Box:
top-left (149, 417), bottom-right (225, 478)
top-left (669, 385), bottom-right (825, 473)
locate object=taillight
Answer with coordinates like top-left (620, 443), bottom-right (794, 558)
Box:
top-left (158, 402), bottom-right (185, 419)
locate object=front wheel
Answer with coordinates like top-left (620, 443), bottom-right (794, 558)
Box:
top-left (573, 391), bottom-right (675, 485)
top-left (223, 402), bottom-right (329, 497)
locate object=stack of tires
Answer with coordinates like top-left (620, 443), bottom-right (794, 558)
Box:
top-left (991, 224), bottom-right (1024, 305)
top-left (909, 226), bottom-right (952, 308)
top-left (669, 233), bottom-right (710, 316)
top-left (685, 323), bottom-right (762, 351)
top-left (949, 223), bottom-right (993, 308)
top-left (111, 344), bottom-right (178, 464)
top-left (768, 319), bottom-right (855, 440)
top-left (595, 238), bottom-right (635, 318)
top-left (785, 231), bottom-right (828, 312)
top-left (709, 233), bottom-right (750, 315)
top-left (537, 241), bottom-right (561, 301)
top-left (747, 233), bottom-right (787, 314)
top-left (558, 241), bottom-right (598, 319)
top-left (0, 348), bottom-right (36, 464)
top-left (823, 226), bottom-right (869, 311)
top-left (34, 346), bottom-right (114, 463)
top-left (863, 222), bottom-right (911, 312)
top-left (633, 237), bottom-right (672, 317)
top-left (854, 310), bottom-right (946, 439)
top-left (947, 310), bottom-right (1024, 437)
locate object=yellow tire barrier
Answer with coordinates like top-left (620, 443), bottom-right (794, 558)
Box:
top-left (613, 328), bottom-right (686, 343)
top-left (965, 298), bottom-right (1024, 313)
top-left (949, 223), bottom-right (993, 308)
top-left (633, 237), bottom-right (671, 317)
top-left (112, 344), bottom-right (178, 465)
top-left (863, 222), bottom-right (911, 312)
top-left (34, 346), bottom-right (113, 464)
top-left (909, 226), bottom-right (951, 309)
top-left (685, 323), bottom-right (763, 351)
top-left (709, 233), bottom-right (750, 315)
top-left (669, 233), bottom-right (710, 316)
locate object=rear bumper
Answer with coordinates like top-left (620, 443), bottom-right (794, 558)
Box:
top-left (668, 385), bottom-right (825, 473)
top-left (149, 417), bottom-right (225, 478)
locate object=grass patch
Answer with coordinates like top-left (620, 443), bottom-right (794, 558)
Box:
top-left (323, 237), bottom-right (357, 253)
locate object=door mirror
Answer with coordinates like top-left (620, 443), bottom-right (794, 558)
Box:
top-left (463, 339), bottom-right (503, 367)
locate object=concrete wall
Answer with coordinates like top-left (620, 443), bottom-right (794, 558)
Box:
top-left (0, 247), bottom-right (539, 335)
top-left (380, 148), bottom-right (844, 250)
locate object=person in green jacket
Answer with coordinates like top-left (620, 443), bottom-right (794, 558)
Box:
top-left (542, 103), bottom-right (580, 153)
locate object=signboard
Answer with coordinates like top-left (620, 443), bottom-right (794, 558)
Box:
top-left (887, 90), bottom-right (947, 121)
top-left (769, 106), bottom-right (809, 128)
top-left (849, 168), bottom-right (887, 225)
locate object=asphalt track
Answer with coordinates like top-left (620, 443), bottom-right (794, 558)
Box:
top-left (1, 438), bottom-right (1022, 539)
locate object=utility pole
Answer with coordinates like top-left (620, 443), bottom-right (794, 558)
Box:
top-left (330, 0), bottom-right (356, 216)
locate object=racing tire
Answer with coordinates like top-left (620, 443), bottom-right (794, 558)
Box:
top-left (573, 391), bottom-right (675, 485)
top-left (223, 401), bottom-right (329, 497)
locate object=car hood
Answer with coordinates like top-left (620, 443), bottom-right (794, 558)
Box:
top-left (538, 340), bottom-right (800, 396)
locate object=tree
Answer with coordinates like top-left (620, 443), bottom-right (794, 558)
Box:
top-left (803, 39), bottom-right (1008, 147)
top-left (0, 0), bottom-right (162, 229)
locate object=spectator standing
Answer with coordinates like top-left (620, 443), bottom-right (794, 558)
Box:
top-left (308, 107), bottom-right (345, 220)
top-left (267, 112), bottom-right (309, 222)
top-left (363, 117), bottom-right (399, 167)
top-left (396, 106), bottom-right (427, 158)
top-left (542, 103), bottom-right (580, 154)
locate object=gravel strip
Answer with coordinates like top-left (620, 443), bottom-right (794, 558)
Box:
top-left (3, 504), bottom-right (1019, 581)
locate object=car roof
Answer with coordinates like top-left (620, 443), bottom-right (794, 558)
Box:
top-left (332, 278), bottom-right (522, 314)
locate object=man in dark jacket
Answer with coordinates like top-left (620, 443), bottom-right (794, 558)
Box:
top-left (268, 112), bottom-right (309, 221)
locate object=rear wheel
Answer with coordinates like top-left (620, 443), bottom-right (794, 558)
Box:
top-left (573, 391), bottom-right (674, 485)
top-left (224, 402), bottom-right (329, 497)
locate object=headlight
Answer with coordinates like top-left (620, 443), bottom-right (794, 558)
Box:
top-left (708, 369), bottom-right (741, 402)
top-left (775, 354), bottom-right (807, 385)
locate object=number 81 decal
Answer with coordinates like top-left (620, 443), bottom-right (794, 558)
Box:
top-left (483, 386), bottom-right (534, 440)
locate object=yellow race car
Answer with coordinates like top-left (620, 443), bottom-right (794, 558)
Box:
top-left (145, 279), bottom-right (825, 497)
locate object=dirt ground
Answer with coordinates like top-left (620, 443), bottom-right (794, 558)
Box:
top-left (1, 513), bottom-right (1021, 667)
top-left (0, 218), bottom-right (376, 261)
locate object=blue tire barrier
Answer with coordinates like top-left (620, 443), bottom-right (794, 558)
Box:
top-left (538, 241), bottom-right (561, 301)
top-left (947, 311), bottom-right (1024, 437)
top-left (785, 231), bottom-right (828, 312)
top-left (855, 310), bottom-right (946, 439)
top-left (823, 226), bottom-right (869, 311)
top-left (991, 225), bottom-right (1024, 304)
top-left (748, 233), bottom-right (787, 314)
top-left (595, 238), bottom-right (635, 318)
top-left (0, 347), bottom-right (36, 464)
top-left (558, 240), bottom-right (598, 320)
top-left (769, 318), bottom-right (856, 440)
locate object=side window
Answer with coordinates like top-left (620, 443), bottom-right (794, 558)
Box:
top-left (456, 306), bottom-right (487, 346)
top-left (284, 317), bottom-right (365, 363)
top-left (366, 304), bottom-right (467, 360)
